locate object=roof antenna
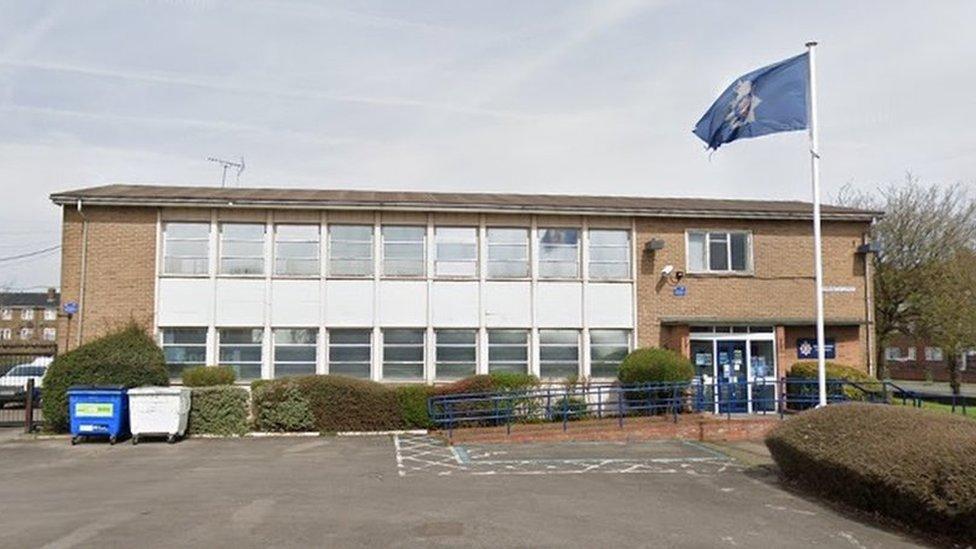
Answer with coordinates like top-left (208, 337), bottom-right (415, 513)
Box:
top-left (207, 156), bottom-right (245, 187)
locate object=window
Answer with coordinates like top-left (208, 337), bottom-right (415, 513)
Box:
top-left (382, 226), bottom-right (425, 276)
top-left (0, 328), bottom-right (11, 340)
top-left (273, 328), bottom-right (317, 377)
top-left (20, 328), bottom-right (33, 340)
top-left (163, 222), bottom-right (210, 275)
top-left (328, 225), bottom-right (373, 276)
top-left (435, 329), bottom-right (477, 379)
top-left (924, 347), bottom-right (944, 362)
top-left (0, 308), bottom-right (10, 320)
top-left (884, 346), bottom-right (917, 362)
top-left (328, 329), bottom-right (371, 378)
top-left (21, 308), bottom-right (34, 320)
top-left (44, 308), bottom-right (57, 321)
top-left (220, 223), bottom-right (265, 275)
top-left (383, 329), bottom-right (424, 380)
top-left (687, 231), bottom-right (751, 273)
top-left (487, 228), bottom-right (529, 278)
top-left (275, 225), bottom-right (319, 276)
top-left (590, 330), bottom-right (631, 378)
top-left (161, 328), bottom-right (207, 379)
top-left (43, 328), bottom-right (56, 341)
top-left (538, 228), bottom-right (580, 278)
top-left (539, 330), bottom-right (579, 379)
top-left (218, 328), bottom-right (263, 380)
top-left (488, 329), bottom-right (529, 373)
top-left (435, 227), bottom-right (477, 277)
top-left (588, 229), bottom-right (630, 279)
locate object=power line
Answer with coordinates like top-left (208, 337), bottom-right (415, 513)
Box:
top-left (0, 245), bottom-right (61, 263)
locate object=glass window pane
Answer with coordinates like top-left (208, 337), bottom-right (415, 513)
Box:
top-left (163, 327), bottom-right (207, 344)
top-left (222, 224), bottom-right (264, 239)
top-left (709, 235), bottom-right (729, 271)
top-left (437, 330), bottom-right (476, 344)
top-left (330, 260), bottom-right (372, 276)
top-left (589, 329), bottom-right (630, 378)
top-left (329, 346), bottom-right (371, 362)
top-left (330, 225), bottom-right (372, 241)
top-left (488, 346), bottom-right (528, 361)
top-left (489, 330), bottom-right (527, 344)
top-left (166, 223), bottom-right (209, 239)
top-left (220, 328), bottom-right (263, 344)
top-left (688, 232), bottom-right (706, 272)
top-left (488, 228), bottom-right (529, 279)
top-left (730, 233), bottom-right (749, 271)
top-left (383, 226), bottom-right (424, 241)
top-left (276, 225), bottom-right (318, 240)
top-left (276, 241), bottom-right (318, 259)
top-left (223, 240), bottom-right (265, 257)
top-left (589, 230), bottom-right (628, 246)
top-left (166, 240), bottom-right (209, 257)
top-left (328, 226), bottom-right (373, 276)
top-left (330, 329), bottom-right (370, 344)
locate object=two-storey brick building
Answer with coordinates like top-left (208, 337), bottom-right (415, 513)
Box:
top-left (0, 290), bottom-right (60, 345)
top-left (50, 184), bottom-right (879, 391)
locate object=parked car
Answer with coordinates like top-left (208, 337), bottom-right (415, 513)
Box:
top-left (0, 357), bottom-right (51, 407)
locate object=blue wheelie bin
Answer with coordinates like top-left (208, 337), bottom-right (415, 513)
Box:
top-left (67, 385), bottom-right (129, 445)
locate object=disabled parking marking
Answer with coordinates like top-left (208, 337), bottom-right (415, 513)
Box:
top-left (393, 434), bottom-right (742, 477)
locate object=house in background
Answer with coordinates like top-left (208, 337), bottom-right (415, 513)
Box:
top-left (883, 334), bottom-right (976, 383)
top-left (50, 184), bottom-right (878, 410)
top-left (0, 289), bottom-right (60, 348)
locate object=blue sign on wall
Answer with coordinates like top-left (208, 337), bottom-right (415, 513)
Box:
top-left (797, 338), bottom-right (836, 359)
top-left (673, 285), bottom-right (687, 297)
top-left (63, 301), bottom-right (79, 315)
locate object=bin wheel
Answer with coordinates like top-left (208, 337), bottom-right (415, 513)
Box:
top-left (109, 436), bottom-right (117, 445)
top-left (132, 436), bottom-right (139, 445)
top-left (70, 436), bottom-right (79, 446)
top-left (167, 435), bottom-right (176, 444)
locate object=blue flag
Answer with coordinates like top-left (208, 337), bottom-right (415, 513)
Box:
top-left (693, 53), bottom-right (809, 150)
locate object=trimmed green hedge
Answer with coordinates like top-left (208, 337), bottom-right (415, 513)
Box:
top-left (787, 361), bottom-right (873, 403)
top-left (766, 403), bottom-right (976, 541)
top-left (41, 326), bottom-right (169, 432)
top-left (618, 348), bottom-right (694, 384)
top-left (187, 386), bottom-right (249, 436)
top-left (251, 381), bottom-right (314, 432)
top-left (181, 365), bottom-right (236, 387)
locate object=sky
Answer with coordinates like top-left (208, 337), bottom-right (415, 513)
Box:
top-left (1, 0), bottom-right (974, 290)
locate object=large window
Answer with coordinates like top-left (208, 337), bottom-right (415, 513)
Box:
top-left (924, 347), bottom-right (944, 362)
top-left (487, 228), bottom-right (529, 278)
top-left (163, 222), bottom-right (210, 275)
top-left (161, 328), bottom-right (207, 379)
top-left (220, 223), bottom-right (265, 275)
top-left (488, 329), bottom-right (529, 374)
top-left (0, 308), bottom-right (11, 320)
top-left (884, 346), bottom-right (916, 362)
top-left (44, 308), bottom-right (57, 321)
top-left (538, 228), bottom-right (580, 278)
top-left (435, 329), bottom-right (477, 379)
top-left (273, 328), bottom-right (317, 377)
top-left (382, 226), bottom-right (425, 276)
top-left (590, 330), bottom-right (630, 378)
top-left (588, 229), bottom-right (631, 279)
top-left (539, 330), bottom-right (579, 379)
top-left (21, 308), bottom-right (33, 320)
top-left (275, 225), bottom-right (319, 276)
top-left (382, 329), bottom-right (424, 380)
top-left (43, 328), bottom-right (56, 341)
top-left (328, 225), bottom-right (373, 276)
top-left (687, 231), bottom-right (751, 273)
top-left (218, 328), bottom-right (263, 380)
top-left (328, 329), bottom-right (371, 378)
top-left (434, 227), bottom-right (478, 277)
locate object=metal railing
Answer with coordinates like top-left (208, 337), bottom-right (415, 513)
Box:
top-left (427, 378), bottom-right (922, 437)
top-left (0, 353), bottom-right (52, 431)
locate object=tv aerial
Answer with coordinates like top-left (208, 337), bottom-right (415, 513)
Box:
top-left (207, 156), bottom-right (245, 187)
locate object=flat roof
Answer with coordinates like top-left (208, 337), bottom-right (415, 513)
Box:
top-left (50, 184), bottom-right (881, 221)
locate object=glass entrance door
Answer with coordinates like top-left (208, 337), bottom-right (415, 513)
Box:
top-left (716, 340), bottom-right (748, 413)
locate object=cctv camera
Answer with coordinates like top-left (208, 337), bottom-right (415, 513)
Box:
top-left (661, 265), bottom-right (674, 277)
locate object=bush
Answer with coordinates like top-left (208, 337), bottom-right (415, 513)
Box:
top-left (181, 365), bottom-right (236, 387)
top-left (549, 396), bottom-right (589, 421)
top-left (252, 375), bottom-right (403, 432)
top-left (395, 385), bottom-right (435, 429)
top-left (766, 404), bottom-right (976, 541)
top-left (187, 386), bottom-right (249, 436)
top-left (41, 325), bottom-right (169, 432)
top-left (251, 381), bottom-right (314, 432)
top-left (617, 348), bottom-right (694, 384)
top-left (486, 371), bottom-right (539, 391)
top-left (787, 361), bottom-right (874, 405)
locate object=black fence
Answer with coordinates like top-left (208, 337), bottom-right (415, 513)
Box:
top-left (0, 353), bottom-right (52, 431)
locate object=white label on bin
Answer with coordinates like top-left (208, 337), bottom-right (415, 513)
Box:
top-left (75, 403), bottom-right (114, 417)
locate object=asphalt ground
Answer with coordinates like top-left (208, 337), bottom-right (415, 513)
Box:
top-left (0, 431), bottom-right (926, 548)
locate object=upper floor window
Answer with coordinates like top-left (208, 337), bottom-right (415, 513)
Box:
top-left (44, 308), bottom-right (57, 321)
top-left (21, 308), bottom-right (33, 321)
top-left (588, 229), bottom-right (631, 279)
top-left (328, 225), bottom-right (373, 277)
top-left (275, 224), bottom-right (319, 276)
top-left (487, 228), bottom-right (529, 278)
top-left (163, 222), bottom-right (210, 275)
top-left (220, 223), bottom-right (265, 275)
top-left (20, 328), bottom-right (33, 340)
top-left (0, 308), bottom-right (10, 320)
top-left (538, 228), bottom-right (580, 278)
top-left (924, 347), bottom-right (944, 362)
top-left (43, 327), bottom-right (56, 341)
top-left (382, 226), bottom-right (425, 277)
top-left (884, 346), bottom-right (916, 362)
top-left (687, 231), bottom-right (751, 273)
top-left (434, 227), bottom-right (477, 277)
top-left (0, 328), bottom-right (10, 340)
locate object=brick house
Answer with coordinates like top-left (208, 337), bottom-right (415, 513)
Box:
top-left (0, 289), bottom-right (60, 346)
top-left (882, 334), bottom-right (976, 383)
top-left (50, 184), bottom-right (879, 393)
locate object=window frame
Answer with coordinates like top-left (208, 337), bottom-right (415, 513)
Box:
top-left (589, 329), bottom-right (632, 379)
top-left (328, 328), bottom-right (372, 378)
top-left (924, 346), bottom-right (944, 362)
top-left (327, 224), bottom-right (374, 278)
top-left (272, 328), bottom-right (318, 378)
top-left (218, 223), bottom-right (266, 277)
top-left (537, 227), bottom-right (581, 279)
top-left (273, 224), bottom-right (321, 277)
top-left (217, 327), bottom-right (264, 381)
top-left (381, 328), bottom-right (425, 380)
top-left (19, 327), bottom-right (34, 340)
top-left (160, 327), bottom-right (208, 380)
top-left (486, 227), bottom-right (530, 279)
top-left (161, 222), bottom-right (211, 276)
top-left (684, 229), bottom-right (754, 275)
top-left (0, 328), bottom-right (10, 340)
top-left (42, 327), bottom-right (56, 341)
top-left (487, 329), bottom-right (530, 374)
top-left (587, 228), bottom-right (632, 281)
top-left (434, 329), bottom-right (478, 380)
top-left (43, 308), bottom-right (57, 321)
top-left (538, 329), bottom-right (580, 380)
top-left (381, 225), bottom-right (427, 278)
top-left (434, 226), bottom-right (479, 278)
top-left (21, 308), bottom-right (34, 321)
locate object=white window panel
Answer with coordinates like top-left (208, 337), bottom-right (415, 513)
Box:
top-left (21, 309), bottom-right (33, 320)
top-left (382, 329), bottom-right (425, 380)
top-left (538, 228), bottom-right (580, 279)
top-left (0, 328), bottom-right (10, 340)
top-left (328, 225), bottom-right (374, 276)
top-left (539, 330), bottom-right (579, 379)
top-left (275, 224), bottom-right (319, 276)
top-left (435, 227), bottom-right (478, 277)
top-left (161, 328), bottom-right (207, 379)
top-left (20, 328), bottom-right (33, 340)
top-left (435, 329), bottom-right (477, 380)
top-left (44, 308), bottom-right (57, 321)
top-left (488, 329), bottom-right (529, 374)
top-left (487, 228), bottom-right (529, 278)
top-left (329, 329), bottom-right (371, 378)
top-left (686, 230), bottom-right (752, 273)
top-left (590, 330), bottom-right (630, 378)
top-left (43, 328), bottom-right (56, 341)
top-left (218, 328), bottom-right (263, 380)
top-left (273, 328), bottom-right (317, 378)
top-left (588, 229), bottom-right (631, 280)
top-left (163, 222), bottom-right (210, 275)
top-left (924, 347), bottom-right (944, 362)
top-left (220, 223), bottom-right (266, 275)
top-left (0, 308), bottom-right (11, 320)
top-left (382, 226), bottom-right (426, 276)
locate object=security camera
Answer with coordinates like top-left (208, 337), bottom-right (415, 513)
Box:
top-left (661, 264), bottom-right (674, 277)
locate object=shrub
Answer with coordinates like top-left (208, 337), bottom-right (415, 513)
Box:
top-left (617, 348), bottom-right (694, 384)
top-left (251, 381), bottom-right (315, 432)
top-left (252, 375), bottom-right (403, 432)
top-left (187, 386), bottom-right (249, 436)
top-left (766, 404), bottom-right (976, 541)
top-left (486, 371), bottom-right (539, 391)
top-left (549, 396), bottom-right (589, 421)
top-left (41, 325), bottom-right (169, 432)
top-left (181, 365), bottom-right (236, 387)
top-left (787, 361), bottom-right (874, 405)
top-left (395, 385), bottom-right (435, 429)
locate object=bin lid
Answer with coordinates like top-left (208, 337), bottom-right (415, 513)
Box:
top-left (67, 384), bottom-right (126, 392)
top-left (127, 386), bottom-right (188, 396)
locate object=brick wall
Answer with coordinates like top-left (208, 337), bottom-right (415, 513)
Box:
top-left (58, 206), bottom-right (157, 350)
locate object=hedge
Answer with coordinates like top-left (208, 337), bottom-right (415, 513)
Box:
top-left (41, 326), bottom-right (169, 432)
top-left (187, 386), bottom-right (250, 436)
top-left (251, 381), bottom-right (315, 432)
top-left (787, 361), bottom-right (873, 404)
top-left (766, 403), bottom-right (976, 541)
top-left (618, 348), bottom-right (694, 385)
top-left (181, 365), bottom-right (236, 387)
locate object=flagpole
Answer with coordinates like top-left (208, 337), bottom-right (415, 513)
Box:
top-left (806, 41), bottom-right (828, 407)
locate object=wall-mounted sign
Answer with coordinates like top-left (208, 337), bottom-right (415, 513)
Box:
top-left (823, 286), bottom-right (856, 293)
top-left (63, 301), bottom-right (79, 315)
top-left (797, 338), bottom-right (836, 359)
top-left (673, 285), bottom-right (687, 297)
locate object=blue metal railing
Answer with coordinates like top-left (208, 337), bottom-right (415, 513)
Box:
top-left (427, 378), bottom-right (947, 437)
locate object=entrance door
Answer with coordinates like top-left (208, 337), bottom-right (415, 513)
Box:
top-left (716, 340), bottom-right (748, 413)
